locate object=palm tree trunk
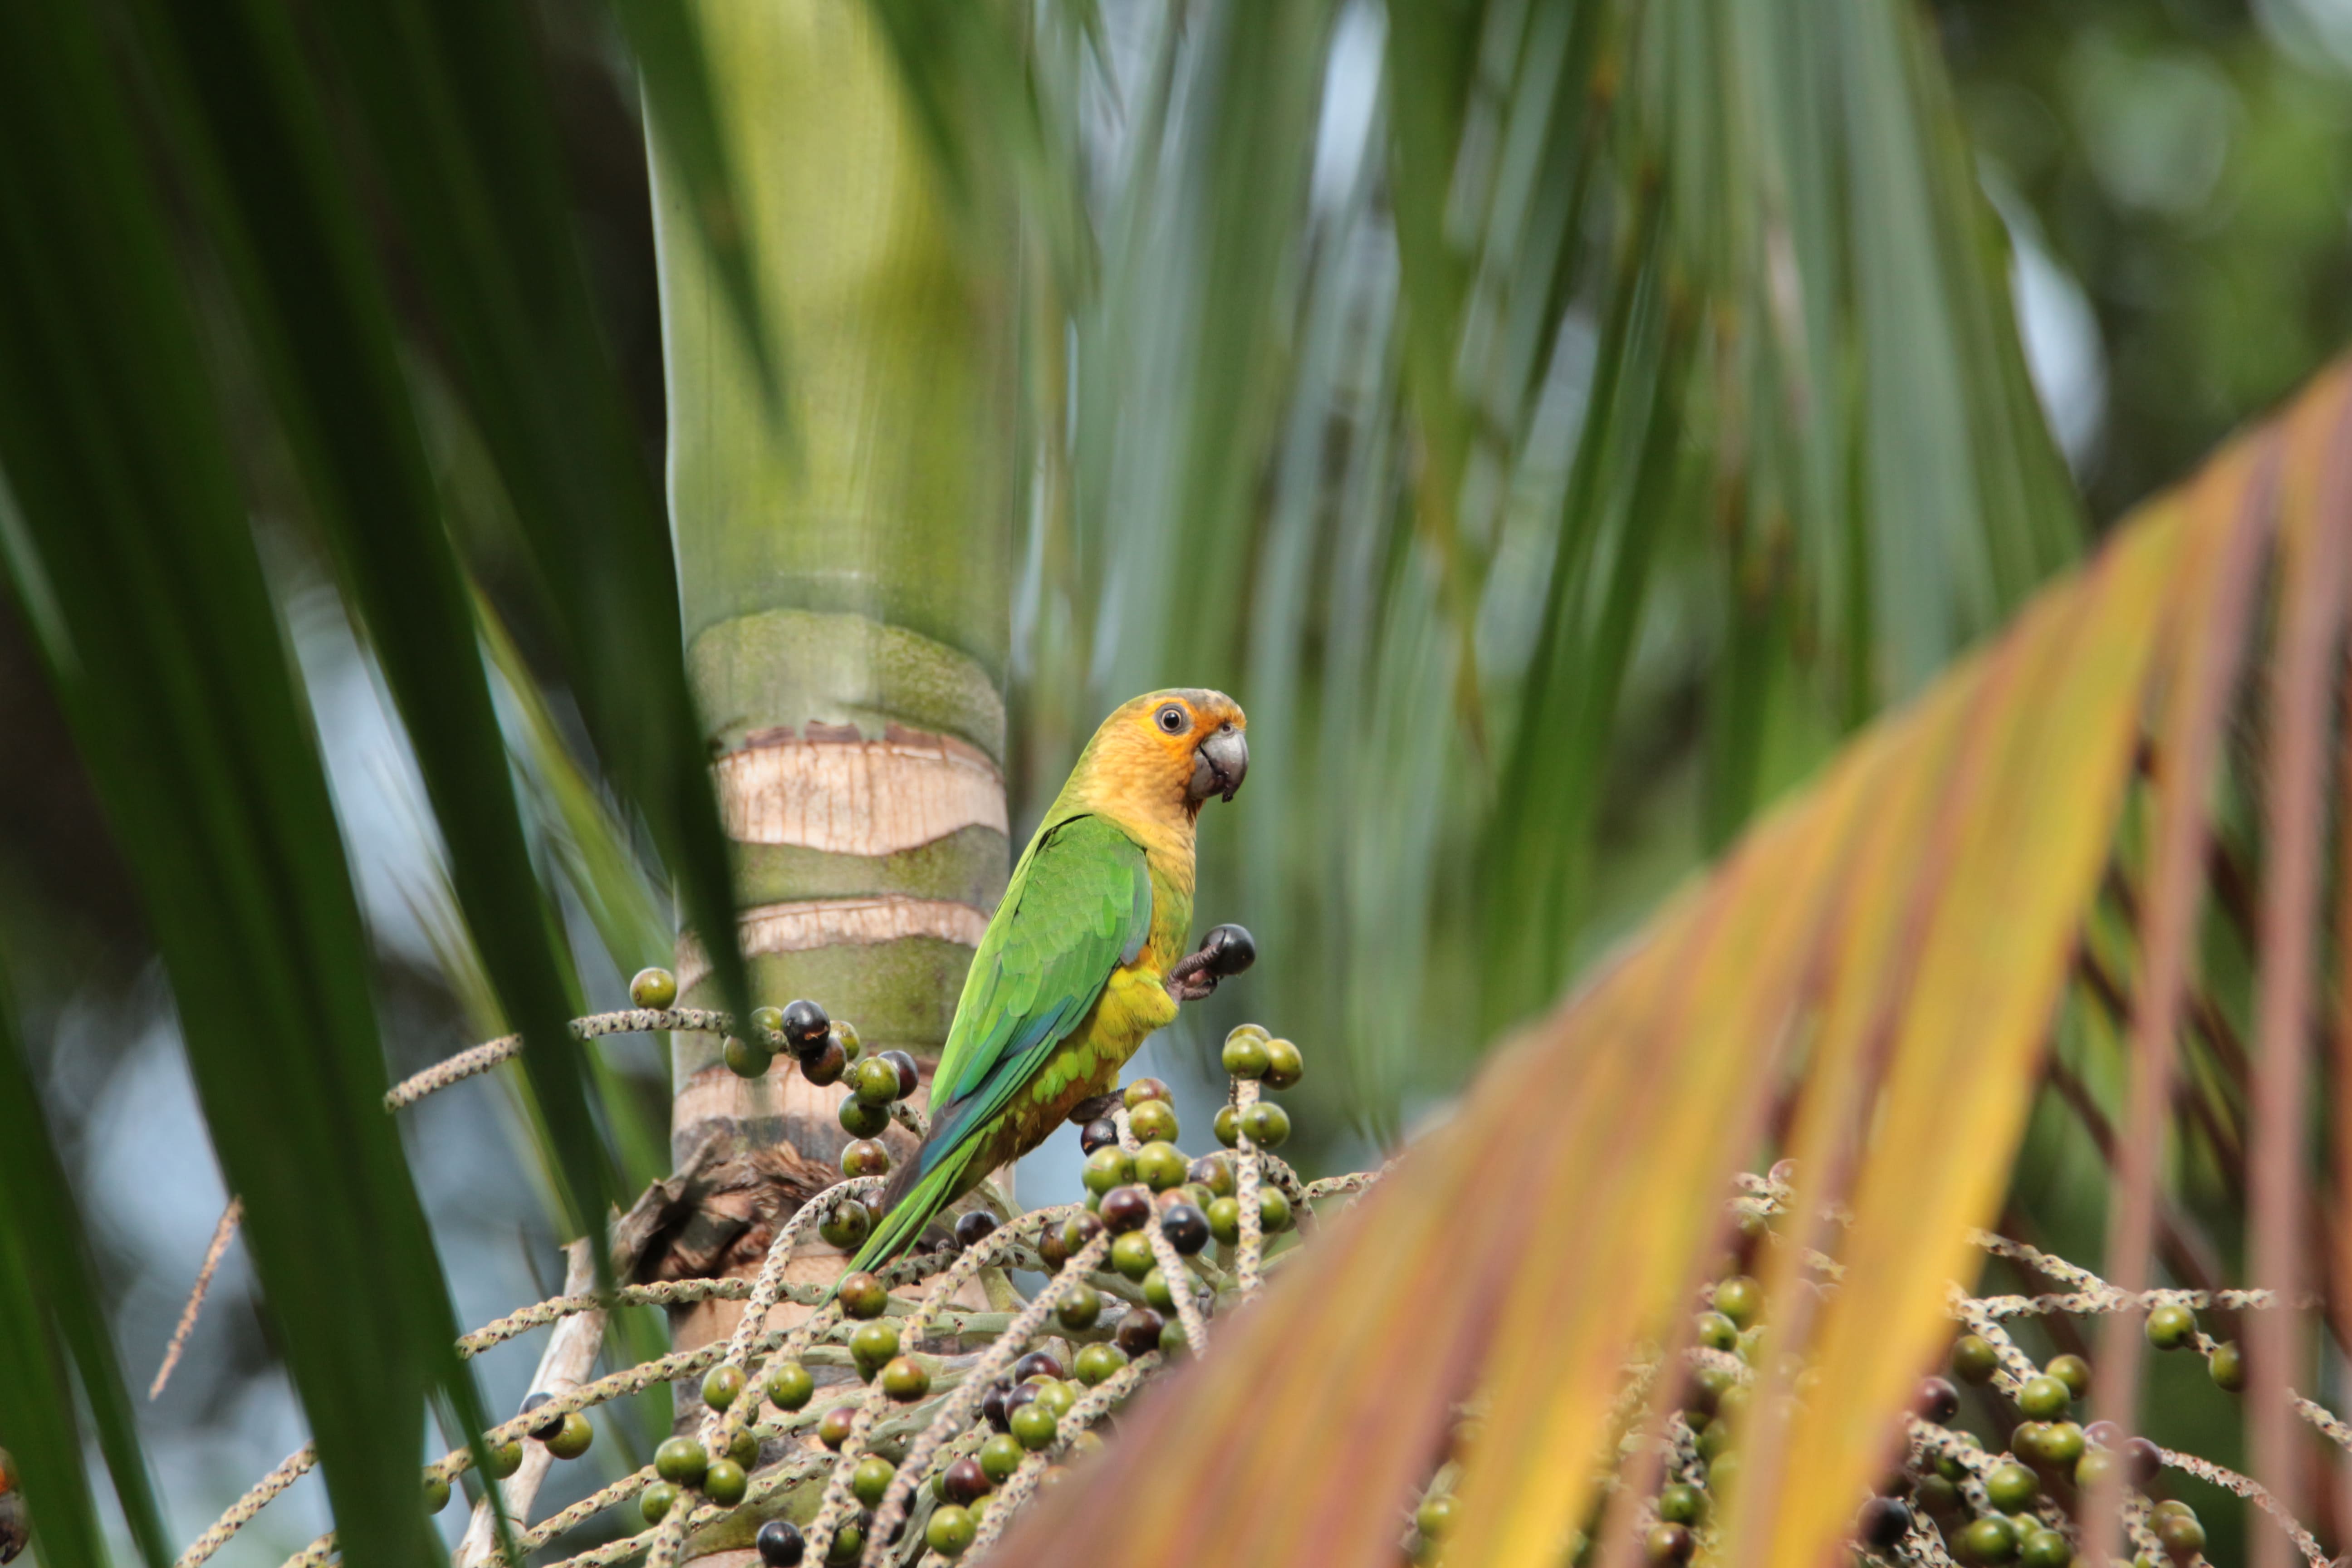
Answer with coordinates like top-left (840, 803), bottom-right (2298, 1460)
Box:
top-left (646, 0), bottom-right (1017, 1437)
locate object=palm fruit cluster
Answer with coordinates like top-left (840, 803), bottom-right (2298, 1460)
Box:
top-left (357, 1002), bottom-right (1324, 1568)
top-left (185, 986), bottom-right (2303, 1568)
top-left (1403, 1163), bottom-right (2271, 1568)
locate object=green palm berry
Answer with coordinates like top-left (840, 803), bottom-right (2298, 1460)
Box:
top-left (1129, 1099), bottom-right (1181, 1144)
top-left (2073, 1448), bottom-right (2118, 1491)
top-left (850, 1455), bottom-right (894, 1507)
top-left (1695, 1311), bottom-right (1739, 1352)
top-left (1686, 1362), bottom-right (1738, 1416)
top-left (1658, 1482), bottom-right (1705, 1525)
top-left (1011, 1400), bottom-right (1059, 1450)
top-left (703, 1364), bottom-right (746, 1411)
top-left (424, 1473), bottom-right (451, 1514)
top-left (1033, 1380), bottom-right (1078, 1419)
top-left (2038, 1422), bottom-right (2086, 1469)
top-left (1161, 1318), bottom-right (1191, 1356)
top-left (629, 967), bottom-right (677, 1010)
top-left (1083, 1144), bottom-right (1135, 1195)
top-left (1984, 1462), bottom-right (2038, 1512)
top-left (1058, 1282), bottom-right (1103, 1332)
top-left (640, 1481), bottom-right (677, 1525)
top-left (1122, 1077), bottom-right (1172, 1109)
top-left (2146, 1303), bottom-right (2197, 1350)
top-left (750, 1004), bottom-right (785, 1039)
top-left (1262, 1037), bottom-right (1304, 1089)
top-left (1061, 1211), bottom-right (1104, 1255)
top-left (723, 1429), bottom-right (755, 1470)
top-left (838, 1271), bottom-right (889, 1319)
top-left (2019, 1529), bottom-right (2071, 1568)
top-left (979, 1432), bottom-right (1025, 1482)
top-left (767, 1360), bottom-right (814, 1411)
top-left (841, 1139), bottom-right (891, 1179)
top-left (1134, 1140), bottom-right (1189, 1191)
top-left (483, 1439), bottom-right (524, 1479)
top-left (2016, 1374), bottom-right (2069, 1421)
top-left (2154, 1514), bottom-right (2205, 1557)
top-left (838, 1097), bottom-right (891, 1138)
top-left (1068, 1429), bottom-right (1104, 1461)
top-left (1259, 1188), bottom-right (1293, 1233)
top-left (927, 1504), bottom-right (977, 1558)
top-left (1143, 1267), bottom-right (1177, 1312)
top-left (723, 1034), bottom-right (772, 1078)
top-left (1697, 1420), bottom-right (1734, 1461)
top-left (1707, 1450), bottom-right (1740, 1492)
top-left (819, 1198), bottom-right (872, 1250)
top-left (2045, 1354), bottom-right (2091, 1399)
top-left (1713, 1275), bottom-right (1763, 1328)
top-left (1214, 1105), bottom-right (1242, 1147)
top-left (702, 1456), bottom-right (747, 1505)
top-left (2010, 1421), bottom-right (2051, 1465)
top-left (545, 1411), bottom-right (594, 1460)
top-left (1913, 1475), bottom-right (1960, 1519)
top-left (1957, 1516), bottom-right (2018, 1565)
top-left (1074, 1342), bottom-right (1128, 1385)
top-left (1110, 1230), bottom-right (1156, 1280)
top-left (882, 1356), bottom-right (931, 1401)
top-left (1716, 1384), bottom-right (1752, 1426)
top-left (1222, 1033), bottom-right (1271, 1079)
top-left (826, 1521), bottom-right (863, 1564)
top-left (1206, 1196), bottom-right (1242, 1245)
top-left (852, 1056), bottom-right (902, 1106)
top-left (831, 1019), bottom-right (862, 1061)
top-left (817, 1406), bottom-right (857, 1451)
top-left (850, 1320), bottom-right (901, 1376)
top-left (1403, 1494), bottom-right (1451, 1538)
top-left (1646, 1523), bottom-right (1696, 1565)
top-left (2209, 1340), bottom-right (2245, 1392)
top-left (1952, 1333), bottom-right (1999, 1384)
top-left (1188, 1153), bottom-right (1236, 1197)
top-left (1240, 1101), bottom-right (1291, 1149)
top-left (2150, 1501), bottom-right (2194, 1524)
top-left (654, 1436), bottom-right (708, 1486)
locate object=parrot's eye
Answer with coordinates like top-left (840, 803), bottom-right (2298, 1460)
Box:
top-left (1155, 703), bottom-right (1188, 734)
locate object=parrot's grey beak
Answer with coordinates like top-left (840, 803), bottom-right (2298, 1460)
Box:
top-left (1190, 725), bottom-right (1248, 804)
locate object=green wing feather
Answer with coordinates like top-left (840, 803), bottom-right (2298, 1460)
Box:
top-left (846, 815), bottom-right (1152, 1273)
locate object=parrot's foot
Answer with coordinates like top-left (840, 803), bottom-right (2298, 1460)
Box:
top-left (1066, 1092), bottom-right (1122, 1127)
top-left (1165, 923), bottom-right (1256, 1002)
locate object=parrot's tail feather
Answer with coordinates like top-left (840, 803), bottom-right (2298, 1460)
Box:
top-left (876, 1151), bottom-right (925, 1223)
top-left (840, 1151), bottom-right (970, 1284)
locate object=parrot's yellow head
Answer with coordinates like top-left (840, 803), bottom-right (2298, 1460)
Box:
top-left (1073, 688), bottom-right (1249, 824)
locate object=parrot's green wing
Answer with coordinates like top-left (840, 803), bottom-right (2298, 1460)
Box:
top-left (844, 814), bottom-right (1152, 1274)
top-left (924, 813), bottom-right (1152, 1153)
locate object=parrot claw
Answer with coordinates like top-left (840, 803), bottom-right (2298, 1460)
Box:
top-left (1165, 922), bottom-right (1256, 1002)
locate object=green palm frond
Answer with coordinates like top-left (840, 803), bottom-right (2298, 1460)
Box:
top-left (926, 0), bottom-right (2085, 1129)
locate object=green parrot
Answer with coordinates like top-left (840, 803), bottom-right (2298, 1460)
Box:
top-left (844, 688), bottom-right (1251, 1272)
